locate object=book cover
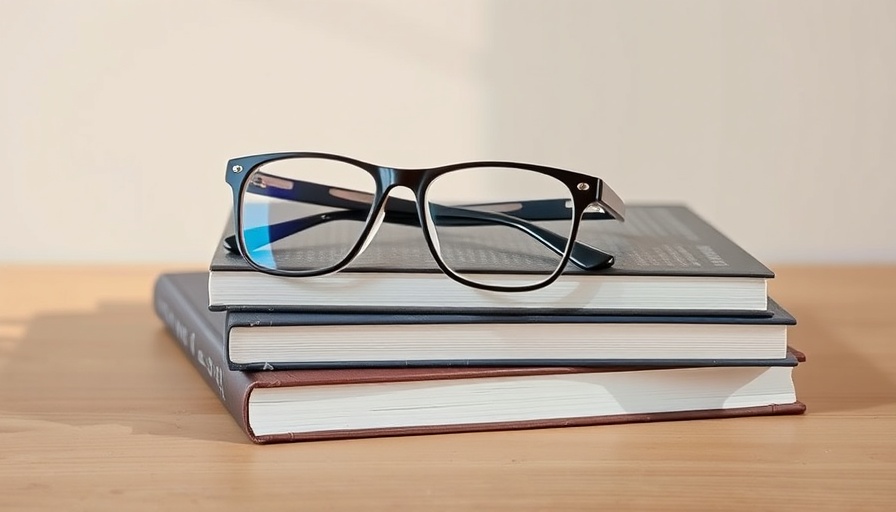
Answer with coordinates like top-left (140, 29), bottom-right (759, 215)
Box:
top-left (208, 204), bottom-right (774, 313)
top-left (154, 272), bottom-right (805, 444)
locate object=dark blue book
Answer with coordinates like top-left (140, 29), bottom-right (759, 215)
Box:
top-left (208, 204), bottom-right (774, 314)
top-left (161, 273), bottom-right (798, 372)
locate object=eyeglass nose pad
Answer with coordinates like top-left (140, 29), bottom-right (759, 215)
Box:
top-left (354, 206), bottom-right (387, 258)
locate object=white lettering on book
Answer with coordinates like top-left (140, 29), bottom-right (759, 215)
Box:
top-left (196, 349), bottom-right (225, 401)
top-left (697, 245), bottom-right (729, 267)
top-left (157, 298), bottom-right (226, 402)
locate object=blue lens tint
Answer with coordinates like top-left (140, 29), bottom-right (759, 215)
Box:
top-left (239, 157), bottom-right (376, 273)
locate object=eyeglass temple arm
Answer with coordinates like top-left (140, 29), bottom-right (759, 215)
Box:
top-left (247, 173), bottom-right (623, 222)
top-left (224, 210), bottom-right (416, 254)
top-left (430, 204), bottom-right (615, 269)
top-left (224, 206), bottom-right (614, 270)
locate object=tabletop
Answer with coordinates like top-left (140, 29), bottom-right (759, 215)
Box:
top-left (0, 265), bottom-right (894, 510)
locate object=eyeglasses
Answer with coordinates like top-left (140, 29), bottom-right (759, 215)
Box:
top-left (223, 152), bottom-right (625, 292)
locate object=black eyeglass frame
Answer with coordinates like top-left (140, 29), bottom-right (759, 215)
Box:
top-left (225, 152), bottom-right (625, 292)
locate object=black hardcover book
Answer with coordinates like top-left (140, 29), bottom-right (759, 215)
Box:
top-left (208, 204), bottom-right (773, 313)
top-left (165, 273), bottom-right (797, 371)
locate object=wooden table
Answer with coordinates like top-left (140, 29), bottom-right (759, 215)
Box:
top-left (1, 266), bottom-right (894, 510)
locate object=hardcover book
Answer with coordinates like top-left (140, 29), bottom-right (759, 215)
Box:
top-left (208, 204), bottom-right (773, 313)
top-left (166, 274), bottom-right (796, 371)
top-left (154, 272), bottom-right (805, 444)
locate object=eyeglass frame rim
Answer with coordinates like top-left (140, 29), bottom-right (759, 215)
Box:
top-left (224, 151), bottom-right (624, 292)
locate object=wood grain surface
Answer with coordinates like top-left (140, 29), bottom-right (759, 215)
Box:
top-left (1, 265), bottom-right (894, 511)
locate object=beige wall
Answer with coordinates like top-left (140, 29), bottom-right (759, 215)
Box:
top-left (1, 0), bottom-right (894, 264)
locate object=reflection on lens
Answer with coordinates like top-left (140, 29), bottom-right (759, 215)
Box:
top-left (239, 157), bottom-right (376, 273)
top-left (424, 167), bottom-right (573, 288)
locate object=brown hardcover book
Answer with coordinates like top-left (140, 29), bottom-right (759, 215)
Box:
top-left (154, 272), bottom-right (806, 444)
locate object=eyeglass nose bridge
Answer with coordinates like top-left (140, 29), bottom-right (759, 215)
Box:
top-left (376, 166), bottom-right (427, 192)
top-left (353, 207), bottom-right (388, 260)
top-left (346, 180), bottom-right (421, 266)
top-left (375, 165), bottom-right (426, 212)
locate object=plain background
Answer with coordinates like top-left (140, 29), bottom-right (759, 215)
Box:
top-left (1, 0), bottom-right (894, 265)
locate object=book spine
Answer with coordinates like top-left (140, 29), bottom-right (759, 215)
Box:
top-left (152, 275), bottom-right (258, 442)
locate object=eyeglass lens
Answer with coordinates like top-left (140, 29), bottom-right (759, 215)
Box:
top-left (240, 158), bottom-right (376, 271)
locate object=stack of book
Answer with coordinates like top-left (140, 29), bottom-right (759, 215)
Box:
top-left (153, 204), bottom-right (805, 443)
